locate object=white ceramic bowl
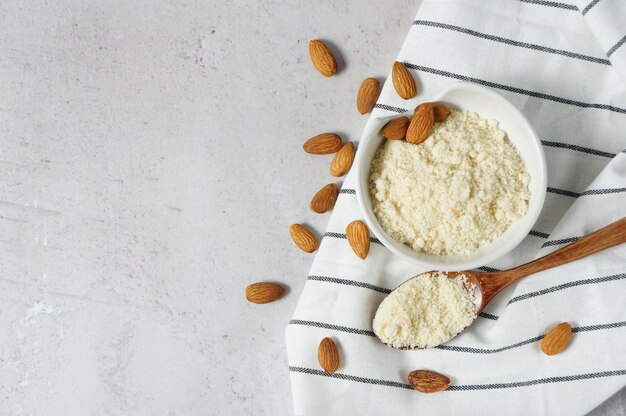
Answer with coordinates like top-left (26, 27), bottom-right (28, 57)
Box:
top-left (355, 82), bottom-right (547, 271)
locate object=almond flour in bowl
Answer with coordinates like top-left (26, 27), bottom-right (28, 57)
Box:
top-left (369, 110), bottom-right (531, 256)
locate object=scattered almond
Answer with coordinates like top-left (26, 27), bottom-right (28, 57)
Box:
top-left (289, 224), bottom-right (319, 253)
top-left (381, 116), bottom-right (410, 140)
top-left (408, 370), bottom-right (450, 393)
top-left (303, 133), bottom-right (342, 155)
top-left (406, 104), bottom-right (434, 144)
top-left (310, 183), bottom-right (339, 213)
top-left (309, 39), bottom-right (337, 77)
top-left (245, 282), bottom-right (285, 304)
top-left (318, 337), bottom-right (340, 372)
top-left (541, 322), bottom-right (572, 355)
top-left (356, 77), bottom-right (381, 115)
top-left (330, 142), bottom-right (354, 177)
top-left (391, 61), bottom-right (417, 99)
top-left (346, 220), bottom-right (370, 259)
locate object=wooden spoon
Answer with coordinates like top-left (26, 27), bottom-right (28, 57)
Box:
top-left (375, 217), bottom-right (626, 349)
top-left (465, 216), bottom-right (626, 313)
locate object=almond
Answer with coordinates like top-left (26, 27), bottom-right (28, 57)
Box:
top-left (346, 220), bottom-right (370, 259)
top-left (289, 224), bottom-right (318, 253)
top-left (303, 133), bottom-right (342, 155)
top-left (318, 337), bottom-right (340, 372)
top-left (408, 370), bottom-right (450, 393)
top-left (309, 39), bottom-right (337, 77)
top-left (541, 322), bottom-right (572, 355)
top-left (356, 77), bottom-right (381, 115)
top-left (330, 142), bottom-right (354, 177)
top-left (245, 282), bottom-right (285, 304)
top-left (406, 104), bottom-right (434, 144)
top-left (391, 61), bottom-right (417, 99)
top-left (431, 102), bottom-right (452, 122)
top-left (418, 102), bottom-right (452, 122)
top-left (310, 183), bottom-right (339, 213)
top-left (381, 116), bottom-right (410, 140)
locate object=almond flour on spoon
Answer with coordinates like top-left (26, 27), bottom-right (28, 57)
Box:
top-left (372, 272), bottom-right (476, 349)
top-left (369, 110), bottom-right (530, 255)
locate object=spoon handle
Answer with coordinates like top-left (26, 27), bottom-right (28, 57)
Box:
top-left (503, 216), bottom-right (626, 280)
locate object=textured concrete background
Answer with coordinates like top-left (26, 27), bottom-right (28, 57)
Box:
top-left (0, 0), bottom-right (623, 415)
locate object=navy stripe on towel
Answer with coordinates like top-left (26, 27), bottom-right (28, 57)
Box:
top-left (289, 319), bottom-right (626, 354)
top-left (519, 0), bottom-right (578, 11)
top-left (607, 35), bottom-right (626, 57)
top-left (449, 369), bottom-right (626, 391)
top-left (289, 367), bottom-right (626, 391)
top-left (477, 266), bottom-right (501, 273)
top-left (547, 187), bottom-right (626, 198)
top-left (541, 140), bottom-right (616, 158)
top-left (529, 230), bottom-right (550, 238)
top-left (374, 104), bottom-right (407, 113)
top-left (582, 0), bottom-right (601, 15)
top-left (541, 236), bottom-right (581, 247)
top-left (290, 319), bottom-right (376, 337)
top-left (373, 103), bottom-right (408, 113)
top-left (413, 20), bottom-right (609, 65)
top-left (289, 366), bottom-right (413, 390)
top-left (509, 273), bottom-right (626, 304)
top-left (324, 232), bottom-right (383, 245)
top-left (402, 62), bottom-right (626, 114)
top-left (547, 187), bottom-right (580, 198)
top-left (307, 275), bottom-right (391, 294)
top-left (478, 312), bottom-right (500, 320)
top-left (339, 188), bottom-right (356, 195)
top-left (582, 187), bottom-right (626, 196)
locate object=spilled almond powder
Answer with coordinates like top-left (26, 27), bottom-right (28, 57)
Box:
top-left (373, 272), bottom-right (476, 349)
top-left (369, 110), bottom-right (530, 255)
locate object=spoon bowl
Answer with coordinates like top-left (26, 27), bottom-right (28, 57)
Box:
top-left (374, 217), bottom-right (626, 349)
top-left (379, 270), bottom-right (483, 350)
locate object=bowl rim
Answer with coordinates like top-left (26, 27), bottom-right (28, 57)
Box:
top-left (355, 81), bottom-right (547, 271)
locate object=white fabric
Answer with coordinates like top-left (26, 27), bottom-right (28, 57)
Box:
top-left (286, 0), bottom-right (626, 414)
top-left (576, 0), bottom-right (626, 81)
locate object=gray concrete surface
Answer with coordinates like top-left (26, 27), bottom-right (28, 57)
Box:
top-left (0, 0), bottom-right (622, 414)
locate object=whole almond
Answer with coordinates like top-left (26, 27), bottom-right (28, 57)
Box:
top-left (418, 102), bottom-right (452, 122)
top-left (356, 77), bottom-right (381, 115)
top-left (310, 183), bottom-right (339, 213)
top-left (381, 116), bottom-right (410, 140)
top-left (392, 61), bottom-right (417, 99)
top-left (330, 142), bottom-right (354, 177)
top-left (289, 224), bottom-right (318, 253)
top-left (245, 282), bottom-right (285, 304)
top-left (309, 40), bottom-right (337, 77)
top-left (541, 322), bottom-right (572, 355)
top-left (406, 104), bottom-right (434, 144)
top-left (318, 337), bottom-right (340, 372)
top-left (303, 133), bottom-right (342, 155)
top-left (431, 102), bottom-right (452, 122)
top-left (408, 370), bottom-right (450, 393)
top-left (346, 220), bottom-right (370, 259)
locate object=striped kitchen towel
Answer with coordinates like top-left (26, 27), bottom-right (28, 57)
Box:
top-left (286, 0), bottom-right (626, 415)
